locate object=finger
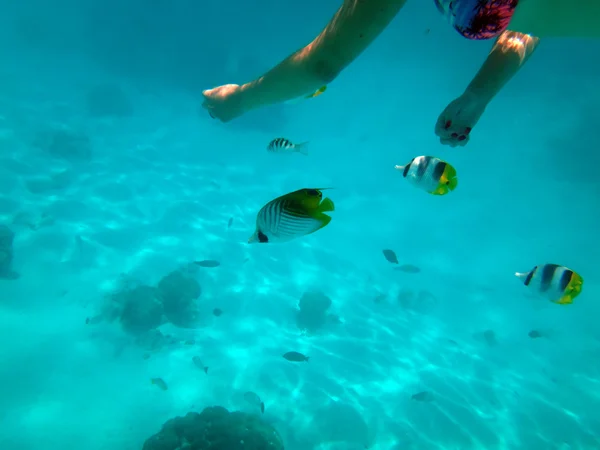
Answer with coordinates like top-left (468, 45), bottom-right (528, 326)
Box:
top-left (454, 138), bottom-right (467, 147)
top-left (434, 116), bottom-right (448, 133)
top-left (437, 129), bottom-right (453, 140)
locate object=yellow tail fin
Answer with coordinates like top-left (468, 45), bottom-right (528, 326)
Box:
top-left (555, 294), bottom-right (573, 305)
top-left (442, 165), bottom-right (458, 191)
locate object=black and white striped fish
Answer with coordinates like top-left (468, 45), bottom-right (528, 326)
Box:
top-left (248, 188), bottom-right (334, 244)
top-left (516, 263), bottom-right (583, 305)
top-left (394, 155), bottom-right (458, 195)
top-left (267, 138), bottom-right (309, 155)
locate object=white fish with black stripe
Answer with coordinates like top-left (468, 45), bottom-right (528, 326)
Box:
top-left (267, 138), bottom-right (309, 155)
top-left (248, 188), bottom-right (335, 244)
top-left (515, 263), bottom-right (583, 305)
top-left (394, 155), bottom-right (458, 195)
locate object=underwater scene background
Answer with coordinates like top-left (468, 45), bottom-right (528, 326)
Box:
top-left (1, 0), bottom-right (599, 449)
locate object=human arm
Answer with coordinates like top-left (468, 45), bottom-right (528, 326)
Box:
top-left (465, 31), bottom-right (540, 104)
top-left (435, 31), bottom-right (540, 147)
top-left (202, 0), bottom-right (407, 122)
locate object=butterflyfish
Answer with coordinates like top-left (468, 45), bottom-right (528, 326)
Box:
top-left (248, 188), bottom-right (334, 244)
top-left (515, 263), bottom-right (583, 305)
top-left (395, 156), bottom-right (458, 195)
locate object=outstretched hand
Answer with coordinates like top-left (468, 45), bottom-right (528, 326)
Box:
top-left (435, 91), bottom-right (488, 147)
top-left (201, 84), bottom-right (245, 123)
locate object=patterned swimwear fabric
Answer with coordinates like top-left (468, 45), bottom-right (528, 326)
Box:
top-left (434, 0), bottom-right (519, 40)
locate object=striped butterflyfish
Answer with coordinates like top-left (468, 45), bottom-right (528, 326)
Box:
top-left (515, 264), bottom-right (583, 305)
top-left (248, 188), bottom-right (334, 244)
top-left (394, 156), bottom-right (458, 195)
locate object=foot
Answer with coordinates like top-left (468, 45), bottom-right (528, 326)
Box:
top-left (201, 84), bottom-right (246, 123)
top-left (435, 90), bottom-right (488, 147)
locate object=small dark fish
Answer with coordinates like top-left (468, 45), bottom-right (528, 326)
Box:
top-left (85, 315), bottom-right (103, 325)
top-left (213, 308), bottom-right (223, 317)
top-left (394, 264), bottom-right (421, 273)
top-left (283, 351), bottom-right (309, 362)
top-left (528, 330), bottom-right (543, 339)
top-left (194, 260), bottom-right (220, 268)
top-left (244, 391), bottom-right (265, 414)
top-left (373, 294), bottom-right (386, 304)
top-left (75, 235), bottom-right (84, 259)
top-left (184, 339), bottom-right (196, 345)
top-left (142, 353), bottom-right (151, 360)
top-left (483, 329), bottom-right (497, 346)
top-left (151, 378), bottom-right (168, 391)
top-left (411, 391), bottom-right (434, 402)
top-left (328, 314), bottom-right (342, 325)
top-left (382, 249), bottom-right (399, 264)
top-left (227, 217), bottom-right (233, 228)
top-left (192, 356), bottom-right (209, 374)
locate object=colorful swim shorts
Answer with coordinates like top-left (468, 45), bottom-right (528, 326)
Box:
top-left (434, 0), bottom-right (519, 40)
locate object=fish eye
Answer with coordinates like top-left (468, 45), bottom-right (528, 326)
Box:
top-left (306, 189), bottom-right (320, 197)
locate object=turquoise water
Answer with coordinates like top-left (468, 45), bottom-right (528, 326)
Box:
top-left (1, 1), bottom-right (599, 449)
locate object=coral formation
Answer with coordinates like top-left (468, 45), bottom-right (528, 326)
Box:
top-left (296, 291), bottom-right (333, 333)
top-left (33, 128), bottom-right (92, 160)
top-left (157, 270), bottom-right (202, 328)
top-left (142, 406), bottom-right (284, 450)
top-left (112, 284), bottom-right (164, 335)
top-left (96, 269), bottom-right (204, 337)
